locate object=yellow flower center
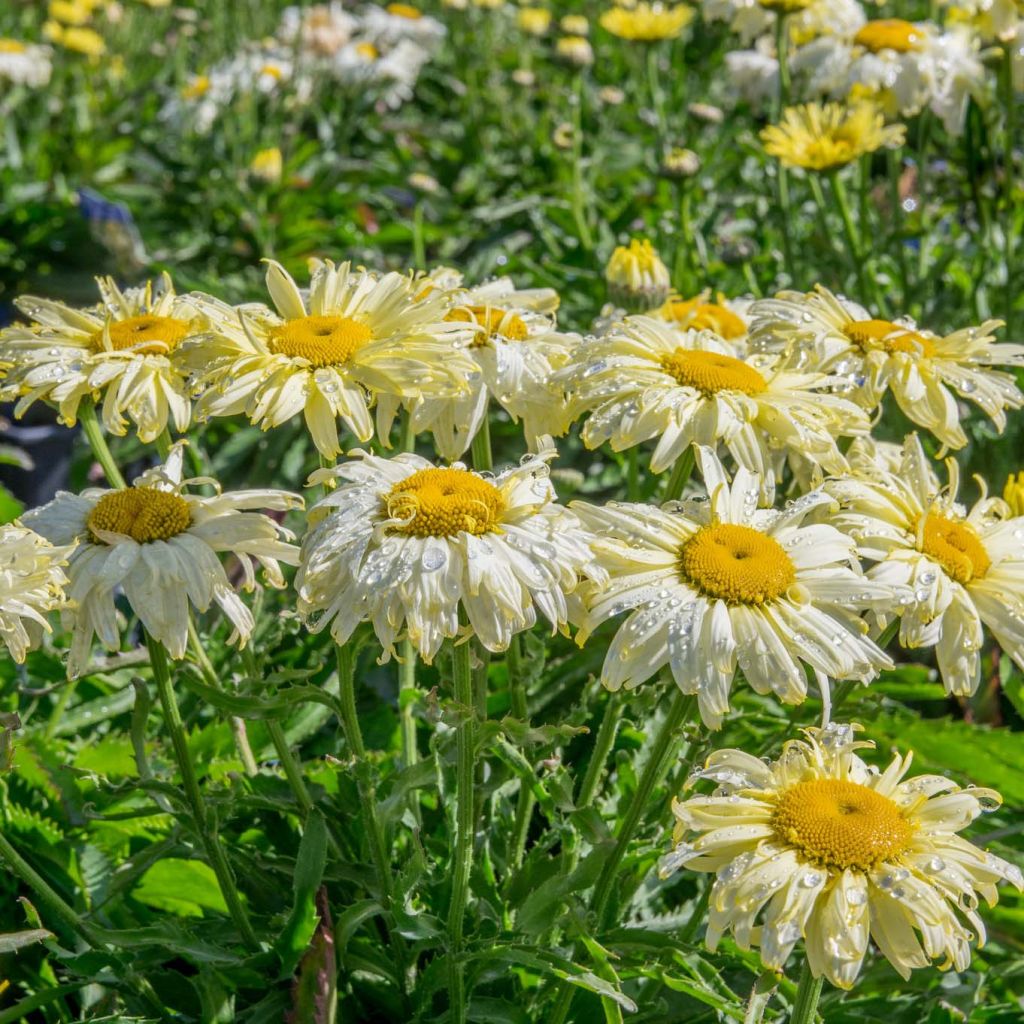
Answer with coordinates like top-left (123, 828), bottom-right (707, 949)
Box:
top-left (356, 42), bottom-right (379, 60)
top-left (387, 2), bottom-right (422, 17)
top-left (446, 305), bottom-right (529, 346)
top-left (663, 298), bottom-right (747, 340)
top-left (0, 39), bottom-right (28, 53)
top-left (268, 315), bottom-right (373, 366)
top-left (181, 74), bottom-right (210, 99)
top-left (843, 318), bottom-right (935, 356)
top-left (772, 779), bottom-right (914, 871)
top-left (92, 315), bottom-right (192, 355)
top-left (87, 487), bottom-right (192, 544)
top-left (386, 467), bottom-right (505, 538)
top-left (659, 349), bottom-right (767, 396)
top-left (679, 523), bottom-right (795, 604)
top-left (919, 511), bottom-right (991, 585)
top-left (259, 63), bottom-right (283, 80)
top-left (854, 19), bottom-right (923, 54)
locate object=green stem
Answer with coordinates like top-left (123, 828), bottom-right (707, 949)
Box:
top-left (662, 446), bottom-right (695, 503)
top-left (577, 694), bottom-right (623, 811)
top-left (0, 830), bottom-right (104, 947)
top-left (412, 202), bottom-right (426, 271)
top-left (627, 446), bottom-right (640, 501)
top-left (399, 641), bottom-right (420, 774)
top-left (448, 637), bottom-right (476, 1024)
top-left (145, 633), bottom-right (258, 949)
top-left (570, 71), bottom-right (594, 252)
top-left (155, 428), bottom-right (173, 460)
top-left (507, 635), bottom-right (534, 869)
top-left (646, 45), bottom-right (667, 142)
top-left (1002, 45), bottom-right (1017, 334)
top-left (266, 719), bottom-right (314, 816)
top-left (790, 961), bottom-right (823, 1024)
top-left (773, 16), bottom-right (795, 284)
top-left (78, 398), bottom-right (127, 489)
top-left (774, 13), bottom-right (790, 113)
top-left (888, 149), bottom-right (910, 309)
top-left (470, 414), bottom-right (493, 473)
top-left (827, 170), bottom-right (880, 312)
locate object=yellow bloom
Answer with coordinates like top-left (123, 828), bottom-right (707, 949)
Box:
top-left (761, 101), bottom-right (905, 171)
top-left (517, 7), bottom-right (552, 35)
top-left (48, 0), bottom-right (100, 27)
top-left (46, 23), bottom-right (106, 57)
top-left (1004, 472), bottom-right (1024, 517)
top-left (658, 291), bottom-right (749, 341)
top-left (662, 723), bottom-right (1022, 987)
top-left (561, 14), bottom-right (589, 35)
top-left (0, 273), bottom-right (198, 443)
top-left (249, 146), bottom-right (283, 183)
top-left (600, 2), bottom-right (695, 42)
top-left (605, 239), bottom-right (671, 311)
top-left (555, 34), bottom-right (594, 66)
top-left (183, 260), bottom-right (477, 459)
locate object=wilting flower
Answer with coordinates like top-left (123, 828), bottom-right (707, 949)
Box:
top-left (605, 239), bottom-right (672, 312)
top-left (0, 274), bottom-right (199, 443)
top-left (599, 2), bottom-right (695, 42)
top-left (0, 525), bottom-right (70, 664)
top-left (296, 449), bottom-right (604, 663)
top-left (559, 316), bottom-right (868, 500)
top-left (23, 446), bottom-right (301, 677)
top-left (828, 433), bottom-right (1024, 697)
top-left (572, 447), bottom-right (895, 727)
top-left (661, 723), bottom-right (1023, 987)
top-left (761, 101), bottom-right (905, 171)
top-left (182, 260), bottom-right (476, 459)
top-left (749, 285), bottom-right (1024, 449)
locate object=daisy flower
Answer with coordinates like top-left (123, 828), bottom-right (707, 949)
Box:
top-left (572, 447), bottom-right (895, 728)
top-left (385, 275), bottom-right (578, 459)
top-left (702, 0), bottom-right (864, 46)
top-left (0, 38), bottom-right (52, 87)
top-left (661, 723), bottom-right (1023, 987)
top-left (182, 260), bottom-right (476, 459)
top-left (599, 3), bottom-right (696, 43)
top-left (656, 291), bottom-right (752, 351)
top-left (761, 100), bottom-right (905, 172)
top-left (827, 433), bottom-right (1024, 697)
top-left (749, 285), bottom-right (1024, 449)
top-left (559, 316), bottom-right (868, 500)
top-left (0, 524), bottom-right (71, 664)
top-left (0, 274), bottom-right (199, 444)
top-left (277, 2), bottom-right (358, 57)
top-left (296, 449), bottom-right (605, 663)
top-left (360, 4), bottom-right (446, 49)
top-left (23, 445), bottom-right (301, 678)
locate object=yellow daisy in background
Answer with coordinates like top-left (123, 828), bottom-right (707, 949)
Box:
top-left (572, 446), bottom-right (895, 727)
top-left (23, 445), bottom-right (301, 678)
top-left (827, 433), bottom-right (1024, 697)
top-left (385, 274), bottom-right (578, 458)
top-left (600, 2), bottom-right (695, 42)
top-left (661, 723), bottom-right (1022, 987)
top-left (0, 525), bottom-right (71, 664)
top-left (0, 274), bottom-right (199, 444)
top-left (656, 291), bottom-right (752, 350)
top-left (297, 448), bottom-right (605, 663)
top-left (182, 259), bottom-right (476, 459)
top-left (749, 285), bottom-right (1024, 449)
top-left (559, 315), bottom-right (868, 500)
top-left (761, 101), bottom-right (905, 171)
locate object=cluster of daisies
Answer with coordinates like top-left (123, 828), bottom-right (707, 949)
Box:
top-left (1, 243), bottom-right (1023, 991)
top-left (162, 2), bottom-right (445, 134)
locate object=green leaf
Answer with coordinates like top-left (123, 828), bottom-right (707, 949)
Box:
top-left (273, 811), bottom-right (328, 976)
top-left (132, 859), bottom-right (229, 917)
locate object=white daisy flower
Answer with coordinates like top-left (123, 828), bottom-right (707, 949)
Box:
top-left (359, 4), bottom-right (447, 50)
top-left (827, 433), bottom-right (1024, 697)
top-left (296, 449), bottom-right (605, 663)
top-left (559, 315), bottom-right (869, 501)
top-left (0, 524), bottom-right (71, 664)
top-left (749, 285), bottom-right (1024, 450)
top-left (278, 2), bottom-right (358, 57)
top-left (661, 723), bottom-right (1023, 987)
top-left (23, 445), bottom-right (302, 677)
top-left (0, 38), bottom-right (52, 87)
top-left (572, 446), bottom-right (896, 728)
top-left (0, 273), bottom-right (199, 444)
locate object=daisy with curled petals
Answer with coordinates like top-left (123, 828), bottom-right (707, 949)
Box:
top-left (296, 449), bottom-right (605, 663)
top-left (827, 433), bottom-right (1024, 698)
top-left (382, 276), bottom-right (579, 458)
top-left (660, 723), bottom-right (1023, 988)
top-left (0, 274), bottom-right (198, 443)
top-left (181, 260), bottom-right (476, 459)
top-left (655, 291), bottom-right (752, 352)
top-left (23, 445), bottom-right (301, 678)
top-left (558, 315), bottom-right (868, 501)
top-left (0, 524), bottom-right (71, 664)
top-left (572, 447), bottom-right (895, 728)
top-left (749, 285), bottom-right (1024, 449)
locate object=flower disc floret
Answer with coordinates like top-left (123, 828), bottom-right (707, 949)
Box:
top-left (446, 305), bottom-right (529, 345)
top-left (386, 467), bottom-right (505, 537)
top-left (93, 315), bottom-right (193, 354)
top-left (772, 778), bottom-right (915, 871)
top-left (679, 522), bottom-right (795, 604)
top-left (919, 512), bottom-right (991, 585)
top-left (843, 318), bottom-right (934, 356)
top-left (660, 349), bottom-right (766, 396)
top-left (854, 19), bottom-right (923, 53)
top-left (87, 487), bottom-right (192, 544)
top-left (663, 298), bottom-right (747, 339)
top-left (267, 315), bottom-right (374, 366)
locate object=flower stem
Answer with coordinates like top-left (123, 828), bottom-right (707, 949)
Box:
top-left (145, 632), bottom-right (259, 949)
top-left (577, 694), bottom-right (624, 811)
top-left (398, 412), bottom-right (422, 790)
top-left (78, 398), bottom-right (127, 489)
top-left (448, 637), bottom-right (476, 1024)
top-left (507, 635), bottom-right (534, 869)
top-left (570, 71), bottom-right (594, 252)
top-left (790, 961), bottom-right (823, 1024)
top-left (662, 446), bottom-right (695, 502)
top-left (827, 169), bottom-right (881, 312)
top-left (0, 831), bottom-right (105, 947)
top-left (627, 446), bottom-right (640, 501)
top-left (773, 12), bottom-right (796, 281)
top-left (1002, 44), bottom-right (1017, 334)
top-left (470, 414), bottom-right (493, 473)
